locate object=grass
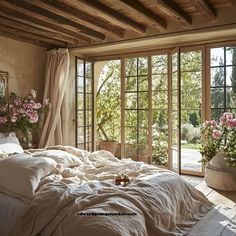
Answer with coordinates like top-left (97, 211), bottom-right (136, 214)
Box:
top-left (181, 143), bottom-right (201, 150)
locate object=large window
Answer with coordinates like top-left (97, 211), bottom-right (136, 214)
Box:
top-left (75, 43), bottom-right (236, 176)
top-left (210, 47), bottom-right (236, 120)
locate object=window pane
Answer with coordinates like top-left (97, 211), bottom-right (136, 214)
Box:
top-left (86, 77), bottom-right (92, 93)
top-left (77, 76), bottom-right (84, 92)
top-left (125, 110), bottom-right (137, 127)
top-left (86, 94), bottom-right (92, 109)
top-left (181, 51), bottom-right (202, 71)
top-left (211, 88), bottom-right (224, 108)
top-left (86, 111), bottom-right (92, 126)
top-left (172, 111), bottom-right (178, 128)
top-left (211, 109), bottom-right (224, 121)
top-left (226, 66), bottom-right (236, 86)
top-left (153, 109), bottom-right (168, 129)
top-left (77, 59), bottom-right (84, 76)
top-left (152, 55), bottom-right (168, 74)
top-left (125, 93), bottom-right (137, 109)
top-left (211, 47), bottom-right (224, 67)
top-left (172, 54), bottom-right (178, 72)
top-left (138, 110), bottom-right (148, 128)
top-left (226, 87), bottom-right (236, 108)
top-left (77, 93), bottom-right (84, 109)
top-left (125, 58), bottom-right (137, 76)
top-left (172, 72), bottom-right (177, 89)
top-left (77, 127), bottom-right (84, 143)
top-left (77, 111), bottom-right (84, 126)
top-left (125, 127), bottom-right (137, 144)
top-left (138, 92), bottom-right (148, 109)
top-left (152, 91), bottom-right (168, 110)
top-left (86, 63), bottom-right (92, 77)
top-left (226, 47), bottom-right (236, 66)
top-left (138, 76), bottom-right (148, 91)
top-left (152, 74), bottom-right (168, 91)
top-left (211, 67), bottom-right (224, 87)
top-left (138, 57), bottom-right (148, 75)
top-left (126, 76), bottom-right (137, 92)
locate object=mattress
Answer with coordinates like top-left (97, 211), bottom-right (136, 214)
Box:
top-left (0, 192), bottom-right (25, 236)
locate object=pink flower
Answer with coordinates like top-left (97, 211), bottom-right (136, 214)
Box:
top-left (227, 119), bottom-right (236, 128)
top-left (11, 116), bottom-right (17, 123)
top-left (212, 129), bottom-right (222, 139)
top-left (0, 106), bottom-right (6, 112)
top-left (203, 120), bottom-right (216, 128)
top-left (223, 112), bottom-right (233, 120)
top-left (18, 108), bottom-right (25, 114)
top-left (14, 97), bottom-right (22, 106)
top-left (27, 111), bottom-right (39, 123)
top-left (0, 116), bottom-right (7, 124)
top-left (35, 103), bottom-right (42, 109)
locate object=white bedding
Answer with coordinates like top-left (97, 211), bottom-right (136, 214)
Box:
top-left (0, 193), bottom-right (25, 236)
top-left (4, 147), bottom-right (213, 236)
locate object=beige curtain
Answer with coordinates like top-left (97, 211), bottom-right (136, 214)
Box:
top-left (39, 48), bottom-right (70, 147)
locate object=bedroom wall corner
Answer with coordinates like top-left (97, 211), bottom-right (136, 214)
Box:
top-left (0, 36), bottom-right (47, 100)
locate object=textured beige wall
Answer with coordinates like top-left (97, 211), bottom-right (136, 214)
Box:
top-left (0, 36), bottom-right (46, 101)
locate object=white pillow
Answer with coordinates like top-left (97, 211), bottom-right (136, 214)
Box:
top-left (0, 132), bottom-right (24, 154)
top-left (33, 149), bottom-right (83, 167)
top-left (0, 154), bottom-right (57, 199)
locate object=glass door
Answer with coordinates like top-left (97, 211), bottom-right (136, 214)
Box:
top-left (76, 58), bottom-right (94, 152)
top-left (180, 48), bottom-right (204, 175)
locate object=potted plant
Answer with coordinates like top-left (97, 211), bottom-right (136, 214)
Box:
top-left (200, 112), bottom-right (236, 190)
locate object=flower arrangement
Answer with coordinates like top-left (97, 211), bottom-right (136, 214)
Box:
top-left (200, 112), bottom-right (236, 167)
top-left (0, 89), bottom-right (49, 134)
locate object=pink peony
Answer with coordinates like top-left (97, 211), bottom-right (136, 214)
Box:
top-left (227, 119), bottom-right (236, 128)
top-left (0, 116), bottom-right (7, 124)
top-left (14, 97), bottom-right (22, 106)
top-left (203, 120), bottom-right (216, 128)
top-left (27, 111), bottom-right (39, 123)
top-left (11, 116), bottom-right (17, 123)
top-left (223, 112), bottom-right (233, 120)
top-left (212, 129), bottom-right (222, 139)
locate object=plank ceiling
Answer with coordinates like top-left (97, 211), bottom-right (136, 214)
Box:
top-left (0, 0), bottom-right (235, 48)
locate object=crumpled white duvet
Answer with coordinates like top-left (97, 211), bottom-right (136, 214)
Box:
top-left (10, 146), bottom-right (213, 236)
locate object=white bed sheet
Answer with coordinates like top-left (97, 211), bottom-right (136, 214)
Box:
top-left (0, 192), bottom-right (25, 236)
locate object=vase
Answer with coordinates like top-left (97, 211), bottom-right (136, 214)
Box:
top-left (16, 130), bottom-right (33, 149)
top-left (98, 141), bottom-right (118, 155)
top-left (205, 152), bottom-right (236, 191)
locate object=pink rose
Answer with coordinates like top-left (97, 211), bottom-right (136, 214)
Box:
top-left (212, 129), bottom-right (222, 139)
top-left (14, 97), bottom-right (22, 106)
top-left (227, 119), bottom-right (236, 128)
top-left (0, 116), bottom-right (7, 124)
top-left (223, 112), bottom-right (233, 120)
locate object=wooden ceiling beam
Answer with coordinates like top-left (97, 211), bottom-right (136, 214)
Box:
top-left (0, 30), bottom-right (52, 48)
top-left (118, 0), bottom-right (166, 31)
top-left (24, 0), bottom-right (124, 39)
top-left (0, 8), bottom-right (90, 44)
top-left (58, 0), bottom-right (147, 35)
top-left (229, 0), bottom-right (236, 8)
top-left (0, 0), bottom-right (105, 42)
top-left (0, 24), bottom-right (66, 47)
top-left (0, 16), bottom-right (80, 46)
top-left (191, 0), bottom-right (216, 22)
top-left (153, 0), bottom-right (192, 26)
top-left (0, 10), bottom-right (82, 45)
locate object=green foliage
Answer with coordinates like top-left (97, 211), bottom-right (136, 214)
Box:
top-left (181, 123), bottom-right (201, 144)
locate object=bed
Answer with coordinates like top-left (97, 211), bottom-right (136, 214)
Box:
top-left (0, 135), bottom-right (233, 235)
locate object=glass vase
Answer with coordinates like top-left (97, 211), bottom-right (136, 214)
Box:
top-left (16, 130), bottom-right (33, 149)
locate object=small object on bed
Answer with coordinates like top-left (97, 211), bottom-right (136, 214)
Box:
top-left (114, 174), bottom-right (130, 186)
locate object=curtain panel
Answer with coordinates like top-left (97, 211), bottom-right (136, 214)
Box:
top-left (39, 48), bottom-right (70, 147)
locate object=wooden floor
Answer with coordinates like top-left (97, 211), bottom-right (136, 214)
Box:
top-left (181, 175), bottom-right (236, 207)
